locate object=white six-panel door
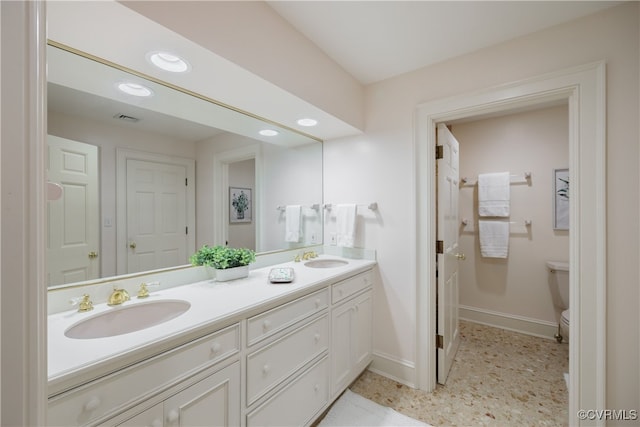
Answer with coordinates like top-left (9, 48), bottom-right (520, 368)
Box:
top-left (126, 159), bottom-right (188, 274)
top-left (436, 123), bottom-right (462, 384)
top-left (47, 135), bottom-right (99, 286)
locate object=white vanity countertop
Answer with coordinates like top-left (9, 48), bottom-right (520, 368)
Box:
top-left (48, 255), bottom-right (376, 396)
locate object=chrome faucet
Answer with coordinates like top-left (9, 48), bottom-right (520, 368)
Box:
top-left (108, 286), bottom-right (130, 306)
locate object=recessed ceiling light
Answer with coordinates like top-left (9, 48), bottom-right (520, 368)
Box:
top-left (259, 129), bottom-right (279, 137)
top-left (297, 118), bottom-right (318, 127)
top-left (147, 51), bottom-right (190, 73)
top-left (117, 82), bottom-right (153, 97)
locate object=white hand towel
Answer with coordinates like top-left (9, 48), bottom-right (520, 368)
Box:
top-left (336, 204), bottom-right (357, 248)
top-left (478, 172), bottom-right (510, 217)
top-left (284, 205), bottom-right (301, 242)
top-left (479, 220), bottom-right (509, 258)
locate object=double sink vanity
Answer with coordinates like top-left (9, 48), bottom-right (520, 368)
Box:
top-left (47, 252), bottom-right (376, 426)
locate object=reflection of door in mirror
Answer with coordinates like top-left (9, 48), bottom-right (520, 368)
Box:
top-left (47, 135), bottom-right (99, 286)
top-left (125, 159), bottom-right (189, 274)
top-left (228, 158), bottom-right (256, 250)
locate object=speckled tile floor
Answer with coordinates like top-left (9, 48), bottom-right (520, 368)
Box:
top-left (348, 321), bottom-right (569, 427)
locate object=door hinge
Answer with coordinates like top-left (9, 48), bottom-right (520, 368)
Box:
top-left (436, 240), bottom-right (444, 254)
top-left (435, 145), bottom-right (444, 160)
top-left (185, 178), bottom-right (188, 186)
top-left (436, 334), bottom-right (444, 349)
top-left (185, 226), bottom-right (188, 235)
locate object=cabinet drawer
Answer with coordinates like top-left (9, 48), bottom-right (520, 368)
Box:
top-left (331, 271), bottom-right (372, 304)
top-left (247, 288), bottom-right (328, 346)
top-left (247, 356), bottom-right (329, 427)
top-left (48, 323), bottom-right (240, 426)
top-left (247, 315), bottom-right (328, 406)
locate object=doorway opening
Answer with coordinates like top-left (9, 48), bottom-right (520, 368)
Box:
top-left (415, 62), bottom-right (606, 423)
top-left (434, 106), bottom-right (570, 420)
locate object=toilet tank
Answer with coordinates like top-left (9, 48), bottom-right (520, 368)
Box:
top-left (547, 261), bottom-right (569, 309)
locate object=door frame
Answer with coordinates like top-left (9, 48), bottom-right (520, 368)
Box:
top-left (116, 148), bottom-right (196, 275)
top-left (212, 144), bottom-right (262, 249)
top-left (415, 62), bottom-right (606, 425)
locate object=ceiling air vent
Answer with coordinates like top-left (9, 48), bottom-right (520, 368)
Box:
top-left (113, 113), bottom-right (140, 123)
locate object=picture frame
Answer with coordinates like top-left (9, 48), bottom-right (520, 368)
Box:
top-left (229, 187), bottom-right (252, 223)
top-left (553, 168), bottom-right (569, 230)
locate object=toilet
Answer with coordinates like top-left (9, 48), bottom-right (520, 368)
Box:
top-left (547, 261), bottom-right (570, 343)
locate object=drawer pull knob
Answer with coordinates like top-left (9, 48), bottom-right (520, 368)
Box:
top-left (211, 342), bottom-right (222, 354)
top-left (314, 333), bottom-right (321, 343)
top-left (314, 384), bottom-right (320, 392)
top-left (83, 396), bottom-right (101, 412)
top-left (263, 364), bottom-right (270, 374)
top-left (315, 298), bottom-right (321, 307)
top-left (263, 320), bottom-right (271, 330)
top-left (338, 289), bottom-right (343, 295)
top-left (167, 409), bottom-right (180, 423)
top-left (151, 419), bottom-right (162, 427)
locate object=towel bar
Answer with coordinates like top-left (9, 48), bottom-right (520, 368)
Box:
top-left (323, 202), bottom-right (378, 211)
top-left (276, 204), bottom-right (320, 211)
top-left (460, 172), bottom-right (531, 187)
top-left (461, 219), bottom-right (531, 226)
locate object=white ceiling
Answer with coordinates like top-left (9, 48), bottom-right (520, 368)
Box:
top-left (268, 1), bottom-right (622, 84)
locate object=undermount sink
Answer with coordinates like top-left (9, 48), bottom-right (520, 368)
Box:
top-left (304, 259), bottom-right (349, 269)
top-left (65, 299), bottom-right (191, 340)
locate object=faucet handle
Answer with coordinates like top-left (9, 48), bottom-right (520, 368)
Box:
top-left (70, 294), bottom-right (94, 312)
top-left (137, 281), bottom-right (160, 298)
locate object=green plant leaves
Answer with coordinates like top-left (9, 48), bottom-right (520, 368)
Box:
top-left (189, 245), bottom-right (256, 269)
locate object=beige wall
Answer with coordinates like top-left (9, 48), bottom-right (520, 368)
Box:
top-left (452, 105), bottom-right (570, 326)
top-left (324, 2), bottom-right (638, 411)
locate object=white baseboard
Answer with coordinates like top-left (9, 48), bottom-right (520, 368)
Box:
top-left (369, 351), bottom-right (416, 388)
top-left (459, 305), bottom-right (559, 340)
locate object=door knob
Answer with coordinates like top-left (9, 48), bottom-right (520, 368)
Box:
top-left (129, 242), bottom-right (137, 249)
top-left (455, 253), bottom-right (466, 260)
top-left (88, 251), bottom-right (98, 259)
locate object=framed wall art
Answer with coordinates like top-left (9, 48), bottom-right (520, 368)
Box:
top-left (229, 187), bottom-right (252, 223)
top-left (553, 168), bottom-right (569, 230)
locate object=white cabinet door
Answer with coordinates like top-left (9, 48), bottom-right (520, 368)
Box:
top-left (331, 299), bottom-right (353, 395)
top-left (352, 291), bottom-right (373, 373)
top-left (331, 290), bottom-right (373, 395)
top-left (164, 362), bottom-right (240, 427)
top-left (116, 403), bottom-right (163, 427)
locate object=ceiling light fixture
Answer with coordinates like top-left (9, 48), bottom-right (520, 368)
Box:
top-left (297, 118), bottom-right (318, 127)
top-left (117, 82), bottom-right (153, 97)
top-left (259, 129), bottom-right (279, 137)
top-left (147, 51), bottom-right (191, 73)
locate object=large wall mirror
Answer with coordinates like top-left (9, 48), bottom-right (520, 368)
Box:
top-left (47, 42), bottom-right (323, 288)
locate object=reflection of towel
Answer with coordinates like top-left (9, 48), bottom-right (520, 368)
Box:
top-left (336, 204), bottom-right (357, 248)
top-left (478, 172), bottom-right (510, 217)
top-left (284, 205), bottom-right (301, 242)
top-left (479, 220), bottom-right (509, 258)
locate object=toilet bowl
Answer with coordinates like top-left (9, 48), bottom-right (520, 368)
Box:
top-left (547, 261), bottom-right (569, 343)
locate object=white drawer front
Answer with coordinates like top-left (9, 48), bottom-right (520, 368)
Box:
top-left (247, 288), bottom-right (329, 346)
top-left (247, 356), bottom-right (329, 427)
top-left (48, 324), bottom-right (240, 426)
top-left (331, 271), bottom-right (372, 304)
top-left (246, 315), bottom-right (328, 406)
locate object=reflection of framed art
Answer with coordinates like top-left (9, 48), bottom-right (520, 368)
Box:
top-left (229, 187), bottom-right (252, 223)
top-left (553, 168), bottom-right (569, 230)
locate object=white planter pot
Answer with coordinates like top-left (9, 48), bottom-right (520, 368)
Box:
top-left (214, 265), bottom-right (249, 282)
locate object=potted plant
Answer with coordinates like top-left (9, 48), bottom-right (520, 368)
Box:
top-left (190, 245), bottom-right (256, 281)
